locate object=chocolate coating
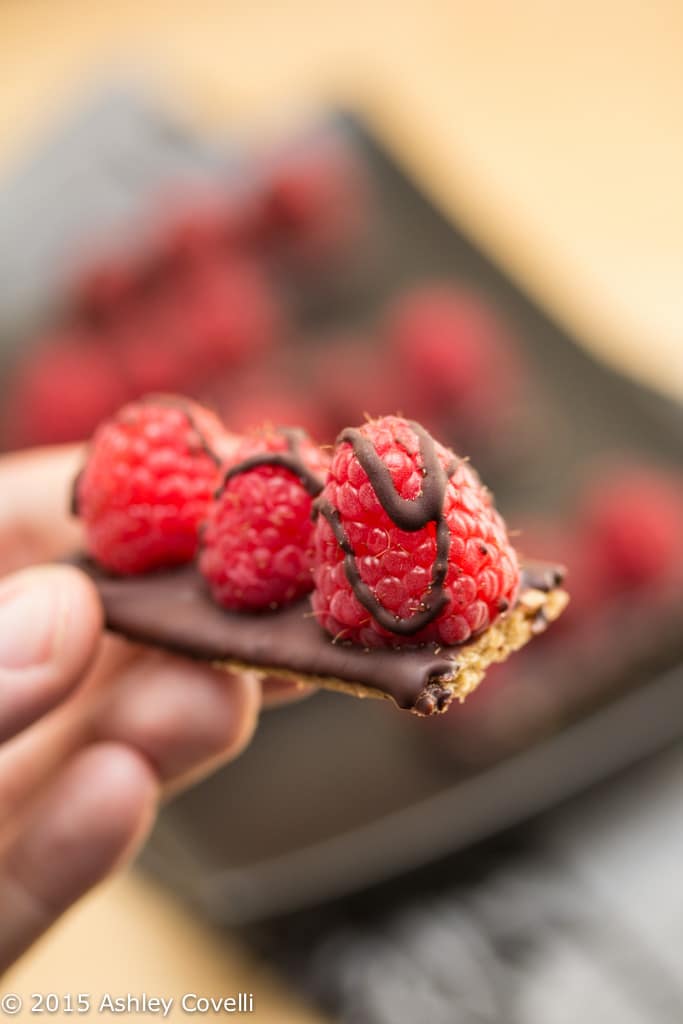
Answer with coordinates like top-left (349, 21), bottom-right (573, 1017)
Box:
top-left (71, 556), bottom-right (564, 712)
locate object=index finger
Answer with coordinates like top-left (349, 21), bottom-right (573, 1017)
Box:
top-left (0, 445), bottom-right (84, 574)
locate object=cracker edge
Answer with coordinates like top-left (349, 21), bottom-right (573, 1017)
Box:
top-left (210, 587), bottom-right (569, 716)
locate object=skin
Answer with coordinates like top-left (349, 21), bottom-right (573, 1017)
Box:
top-left (0, 445), bottom-right (309, 973)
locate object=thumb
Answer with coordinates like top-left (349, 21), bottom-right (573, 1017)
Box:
top-left (0, 565), bottom-right (102, 744)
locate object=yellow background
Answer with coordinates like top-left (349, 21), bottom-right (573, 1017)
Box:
top-left (1, 1), bottom-right (682, 1019)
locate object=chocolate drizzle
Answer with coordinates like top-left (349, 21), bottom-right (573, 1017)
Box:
top-left (522, 562), bottom-right (566, 593)
top-left (314, 421), bottom-right (458, 636)
top-left (221, 427), bottom-right (324, 496)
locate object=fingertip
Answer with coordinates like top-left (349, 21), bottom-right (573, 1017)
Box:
top-left (93, 655), bottom-right (261, 790)
top-left (0, 565), bottom-right (103, 741)
top-left (49, 563), bottom-right (105, 648)
top-left (0, 743), bottom-right (158, 969)
top-left (261, 674), bottom-right (317, 708)
top-left (0, 445), bottom-right (85, 573)
top-left (7, 741), bottom-right (158, 911)
top-left (215, 666), bottom-right (262, 762)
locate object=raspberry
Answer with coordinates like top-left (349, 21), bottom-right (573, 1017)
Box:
top-left (310, 333), bottom-right (402, 441)
top-left (75, 396), bottom-right (233, 574)
top-left (152, 197), bottom-right (230, 269)
top-left (148, 188), bottom-right (263, 273)
top-left (199, 427), bottom-right (330, 611)
top-left (578, 463), bottom-right (683, 593)
top-left (111, 311), bottom-right (184, 397)
top-left (178, 257), bottom-right (282, 371)
top-left (259, 141), bottom-right (367, 262)
top-left (69, 252), bottom-right (139, 321)
top-left (206, 369), bottom-right (326, 441)
top-left (1, 331), bottom-right (129, 451)
top-left (311, 416), bottom-right (519, 647)
top-left (383, 285), bottom-right (523, 433)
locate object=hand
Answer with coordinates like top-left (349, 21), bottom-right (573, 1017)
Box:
top-left (0, 445), bottom-right (305, 972)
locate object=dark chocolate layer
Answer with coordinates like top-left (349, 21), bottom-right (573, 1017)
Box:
top-left (72, 557), bottom-right (564, 711)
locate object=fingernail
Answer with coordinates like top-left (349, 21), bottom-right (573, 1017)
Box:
top-left (0, 572), bottom-right (63, 671)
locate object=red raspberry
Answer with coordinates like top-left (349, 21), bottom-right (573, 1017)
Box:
top-left (75, 397), bottom-right (233, 574)
top-left (259, 141), bottom-right (368, 262)
top-left (153, 198), bottom-right (230, 268)
top-left (178, 257), bottom-right (282, 371)
top-left (113, 297), bottom-right (199, 397)
top-left (199, 427), bottom-right (330, 611)
top-left (311, 416), bottom-right (519, 647)
top-left (384, 285), bottom-right (524, 433)
top-left (310, 333), bottom-right (402, 441)
top-left (69, 252), bottom-right (139, 321)
top-left (1, 331), bottom-right (130, 451)
top-left (206, 369), bottom-right (326, 441)
top-left (578, 463), bottom-right (683, 593)
top-left (148, 187), bottom-right (264, 273)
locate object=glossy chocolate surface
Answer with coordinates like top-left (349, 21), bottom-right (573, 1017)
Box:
top-left (72, 556), bottom-right (563, 710)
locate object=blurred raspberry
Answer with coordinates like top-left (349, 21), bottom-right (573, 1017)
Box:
top-left (514, 515), bottom-right (598, 628)
top-left (69, 252), bottom-right (140, 321)
top-left (578, 462), bottom-right (683, 594)
top-left (112, 299), bottom-right (196, 397)
top-left (200, 426), bottom-right (330, 610)
top-left (148, 186), bottom-right (270, 272)
top-left (312, 415), bottom-right (519, 647)
top-left (259, 141), bottom-right (368, 263)
top-left (147, 191), bottom-right (252, 272)
top-left (75, 396), bottom-right (231, 574)
top-left (310, 333), bottom-right (402, 440)
top-left (383, 284), bottom-right (524, 435)
top-left (206, 367), bottom-right (326, 441)
top-left (178, 257), bottom-right (283, 371)
top-left (1, 331), bottom-right (130, 450)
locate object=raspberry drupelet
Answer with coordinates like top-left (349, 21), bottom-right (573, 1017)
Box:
top-left (199, 426), bottom-right (330, 611)
top-left (311, 415), bottom-right (519, 647)
top-left (75, 396), bottom-right (235, 575)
